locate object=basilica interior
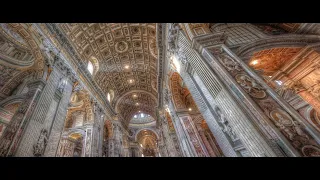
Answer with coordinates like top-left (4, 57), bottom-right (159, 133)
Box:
top-left (0, 23), bottom-right (320, 157)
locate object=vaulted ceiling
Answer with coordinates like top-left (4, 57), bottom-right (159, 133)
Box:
top-left (116, 91), bottom-right (157, 125)
top-left (58, 23), bottom-right (159, 124)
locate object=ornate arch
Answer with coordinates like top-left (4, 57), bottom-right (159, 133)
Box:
top-left (135, 129), bottom-right (158, 151)
top-left (116, 91), bottom-right (157, 125)
top-left (0, 32), bottom-right (35, 68)
top-left (0, 69), bottom-right (35, 97)
top-left (114, 89), bottom-right (157, 110)
top-left (7, 23), bottom-right (47, 70)
top-left (236, 34), bottom-right (320, 59)
top-left (135, 128), bottom-right (159, 142)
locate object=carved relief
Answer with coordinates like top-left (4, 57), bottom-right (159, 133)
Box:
top-left (269, 108), bottom-right (316, 152)
top-left (219, 54), bottom-right (243, 72)
top-left (167, 23), bottom-right (180, 53)
top-left (235, 74), bottom-right (266, 99)
top-left (214, 107), bottom-right (239, 142)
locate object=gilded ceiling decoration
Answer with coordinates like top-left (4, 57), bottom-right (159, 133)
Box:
top-left (116, 91), bottom-right (157, 125)
top-left (0, 23), bottom-right (28, 47)
top-left (58, 23), bottom-right (159, 126)
top-left (249, 47), bottom-right (302, 76)
top-left (59, 23), bottom-right (158, 104)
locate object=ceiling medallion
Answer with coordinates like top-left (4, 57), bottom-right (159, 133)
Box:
top-left (115, 41), bottom-right (128, 53)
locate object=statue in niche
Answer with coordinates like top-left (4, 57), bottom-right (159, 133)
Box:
top-left (33, 129), bottom-right (48, 157)
top-left (215, 107), bottom-right (238, 141)
top-left (57, 78), bottom-right (66, 93)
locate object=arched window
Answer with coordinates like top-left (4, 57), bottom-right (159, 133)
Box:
top-left (87, 61), bottom-right (94, 75)
top-left (107, 93), bottom-right (111, 102)
top-left (275, 80), bottom-right (283, 86)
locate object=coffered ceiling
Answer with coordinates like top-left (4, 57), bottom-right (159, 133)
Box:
top-left (58, 23), bottom-right (159, 124)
